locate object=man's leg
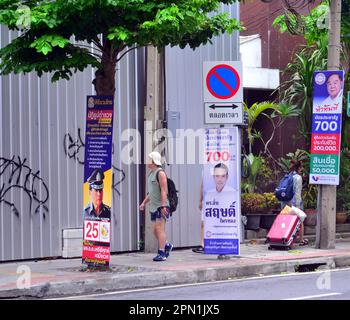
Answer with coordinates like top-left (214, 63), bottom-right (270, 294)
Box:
top-left (299, 223), bottom-right (304, 242)
top-left (298, 223), bottom-right (309, 245)
top-left (152, 218), bottom-right (168, 261)
top-left (154, 218), bottom-right (166, 250)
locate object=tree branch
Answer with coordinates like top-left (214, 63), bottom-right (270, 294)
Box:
top-left (116, 45), bottom-right (139, 62)
top-left (92, 37), bottom-right (104, 51)
top-left (74, 44), bottom-right (103, 59)
top-left (75, 43), bottom-right (103, 56)
top-left (261, 114), bottom-right (277, 154)
top-left (85, 51), bottom-right (102, 60)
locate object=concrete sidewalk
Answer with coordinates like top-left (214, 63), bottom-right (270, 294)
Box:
top-left (1, 240), bottom-right (350, 299)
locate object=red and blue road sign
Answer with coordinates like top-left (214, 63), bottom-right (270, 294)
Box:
top-left (203, 61), bottom-right (243, 124)
top-left (206, 64), bottom-right (241, 100)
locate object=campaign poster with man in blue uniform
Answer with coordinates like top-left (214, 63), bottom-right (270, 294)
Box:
top-left (82, 96), bottom-right (114, 268)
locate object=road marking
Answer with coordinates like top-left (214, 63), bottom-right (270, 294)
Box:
top-left (47, 267), bottom-right (350, 300)
top-left (284, 293), bottom-right (342, 300)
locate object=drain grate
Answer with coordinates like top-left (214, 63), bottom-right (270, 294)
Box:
top-left (294, 263), bottom-right (327, 273)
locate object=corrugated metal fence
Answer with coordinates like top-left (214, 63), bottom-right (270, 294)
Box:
top-left (164, 4), bottom-right (240, 248)
top-left (0, 2), bottom-right (240, 261)
top-left (0, 27), bottom-right (145, 261)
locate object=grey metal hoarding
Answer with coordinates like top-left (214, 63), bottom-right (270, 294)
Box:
top-left (164, 3), bottom-right (240, 248)
top-left (0, 2), bottom-right (240, 261)
top-left (0, 27), bottom-right (145, 261)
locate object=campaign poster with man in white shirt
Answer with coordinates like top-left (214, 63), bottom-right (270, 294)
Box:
top-left (203, 128), bottom-right (240, 255)
top-left (313, 71), bottom-right (344, 113)
top-left (310, 70), bottom-right (344, 185)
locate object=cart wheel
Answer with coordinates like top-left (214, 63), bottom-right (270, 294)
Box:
top-left (268, 246), bottom-right (272, 250)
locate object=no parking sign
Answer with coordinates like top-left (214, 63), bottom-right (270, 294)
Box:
top-left (203, 61), bottom-right (243, 124)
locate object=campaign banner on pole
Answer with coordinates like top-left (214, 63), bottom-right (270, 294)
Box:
top-left (82, 96), bottom-right (114, 267)
top-left (309, 70), bottom-right (344, 185)
top-left (203, 127), bottom-right (240, 255)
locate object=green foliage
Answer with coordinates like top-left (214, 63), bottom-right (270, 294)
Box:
top-left (242, 101), bottom-right (301, 195)
top-left (241, 153), bottom-right (262, 193)
top-left (263, 193), bottom-right (280, 210)
top-left (243, 101), bottom-right (300, 156)
top-left (337, 148), bottom-right (350, 213)
top-left (29, 34), bottom-right (70, 55)
top-left (277, 46), bottom-right (328, 145)
top-left (302, 184), bottom-right (318, 209)
top-left (0, 0), bottom-right (243, 83)
top-left (241, 193), bottom-right (266, 214)
top-left (273, 3), bottom-right (329, 47)
top-left (243, 101), bottom-right (279, 154)
top-left (254, 156), bottom-right (277, 192)
top-left (277, 149), bottom-right (310, 174)
top-left (241, 192), bottom-right (279, 214)
top-left (274, 1), bottom-right (350, 150)
top-left (273, 1), bottom-right (350, 213)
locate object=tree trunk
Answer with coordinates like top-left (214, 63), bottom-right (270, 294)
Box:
top-left (92, 37), bottom-right (116, 96)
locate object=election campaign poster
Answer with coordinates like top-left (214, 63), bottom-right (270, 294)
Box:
top-left (82, 96), bottom-right (114, 267)
top-left (310, 70), bottom-right (344, 185)
top-left (203, 127), bottom-right (240, 255)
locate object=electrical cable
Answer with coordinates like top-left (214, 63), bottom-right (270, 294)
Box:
top-left (242, 0), bottom-right (312, 32)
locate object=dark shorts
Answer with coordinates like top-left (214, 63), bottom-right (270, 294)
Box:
top-left (150, 207), bottom-right (171, 221)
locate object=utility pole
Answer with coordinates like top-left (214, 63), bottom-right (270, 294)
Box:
top-left (144, 46), bottom-right (164, 252)
top-left (316, 0), bottom-right (342, 249)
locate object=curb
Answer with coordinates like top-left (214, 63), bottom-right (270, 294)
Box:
top-left (2, 254), bottom-right (350, 299)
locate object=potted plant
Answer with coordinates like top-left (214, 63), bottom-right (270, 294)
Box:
top-left (241, 193), bottom-right (266, 231)
top-left (259, 193), bottom-right (280, 230)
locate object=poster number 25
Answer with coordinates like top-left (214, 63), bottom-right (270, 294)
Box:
top-left (84, 221), bottom-right (99, 240)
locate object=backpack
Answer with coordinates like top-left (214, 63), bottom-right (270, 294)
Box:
top-left (156, 170), bottom-right (178, 214)
top-left (274, 172), bottom-right (295, 202)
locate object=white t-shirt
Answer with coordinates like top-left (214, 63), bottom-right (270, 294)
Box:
top-left (202, 185), bottom-right (236, 220)
top-left (320, 89), bottom-right (343, 110)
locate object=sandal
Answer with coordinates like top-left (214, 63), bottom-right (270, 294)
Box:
top-left (299, 239), bottom-right (309, 246)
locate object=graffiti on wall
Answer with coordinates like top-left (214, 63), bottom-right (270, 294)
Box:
top-left (0, 156), bottom-right (49, 217)
top-left (112, 167), bottom-right (126, 196)
top-left (63, 128), bottom-right (85, 165)
top-left (64, 129), bottom-right (126, 195)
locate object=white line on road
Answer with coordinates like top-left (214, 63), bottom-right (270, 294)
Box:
top-left (284, 293), bottom-right (342, 300)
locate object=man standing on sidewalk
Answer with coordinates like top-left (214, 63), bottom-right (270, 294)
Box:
top-left (139, 151), bottom-right (173, 261)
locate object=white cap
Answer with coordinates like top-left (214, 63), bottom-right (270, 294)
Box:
top-left (148, 151), bottom-right (162, 166)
